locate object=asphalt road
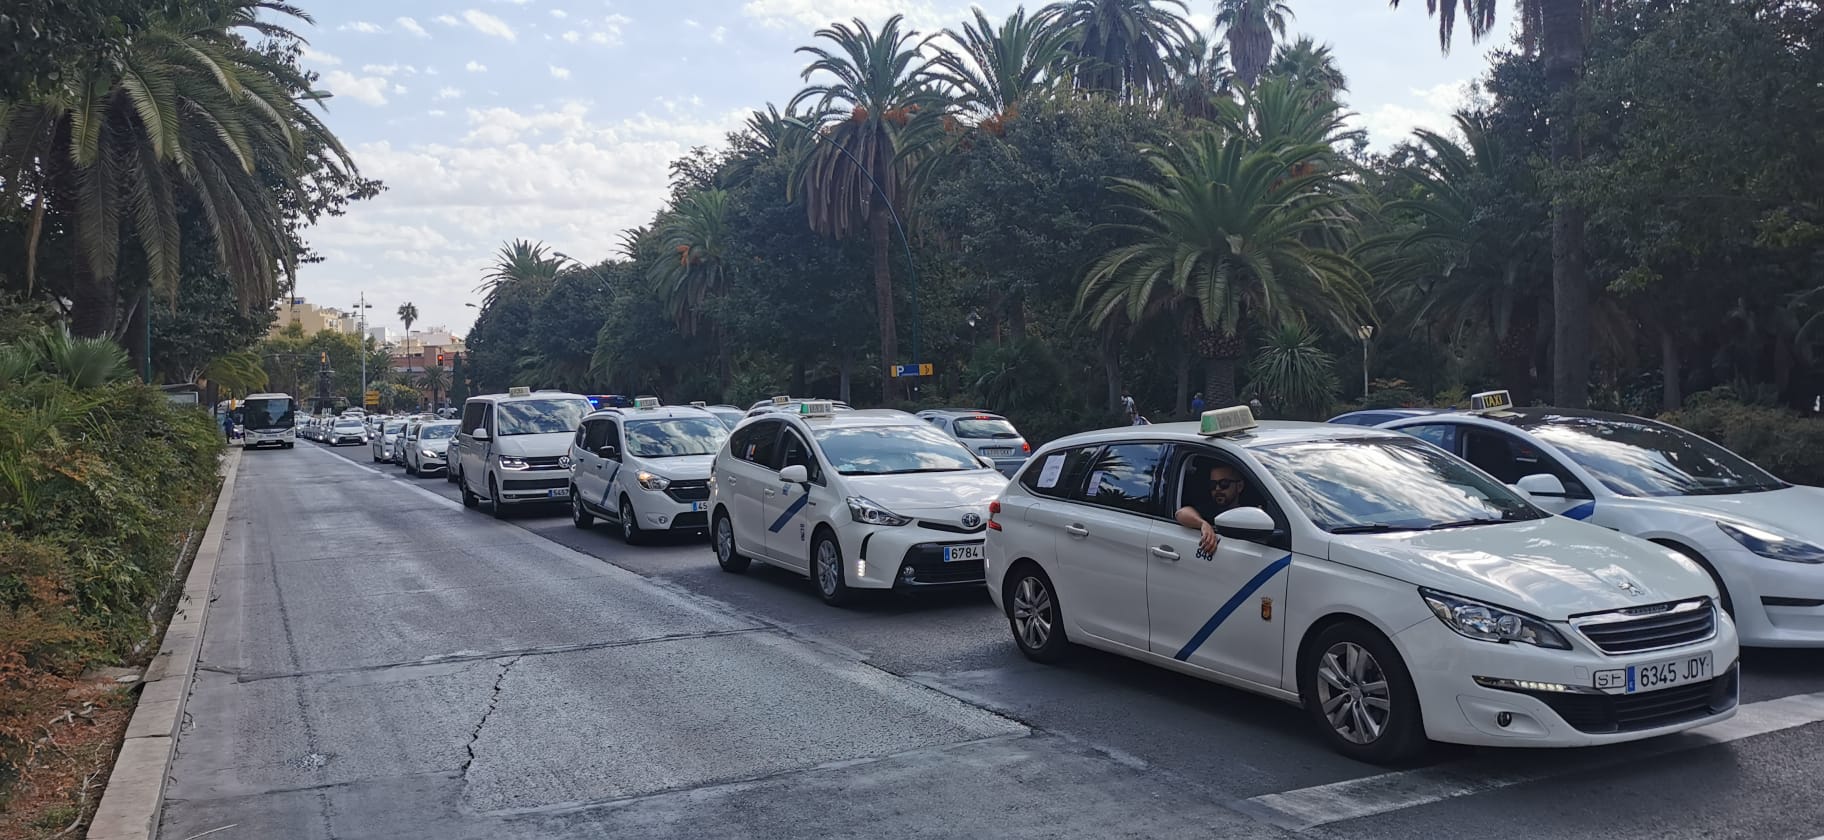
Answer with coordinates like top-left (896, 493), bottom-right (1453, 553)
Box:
top-left (160, 438), bottom-right (1824, 840)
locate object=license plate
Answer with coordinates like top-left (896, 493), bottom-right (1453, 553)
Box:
top-left (1594, 652), bottom-right (1712, 694)
top-left (548, 488), bottom-right (570, 498)
top-left (980, 448), bottom-right (1013, 456)
top-left (690, 501), bottom-right (707, 512)
top-left (943, 543), bottom-right (985, 563)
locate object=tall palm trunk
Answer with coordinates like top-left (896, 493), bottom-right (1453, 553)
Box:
top-left (1542, 0), bottom-right (1590, 407)
top-left (1230, 25), bottom-right (1272, 88)
top-left (870, 207), bottom-right (900, 401)
top-left (1659, 327), bottom-right (1682, 411)
top-left (1204, 357), bottom-right (1239, 409)
top-left (70, 262), bottom-right (117, 338)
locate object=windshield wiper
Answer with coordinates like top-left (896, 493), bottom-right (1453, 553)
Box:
top-left (849, 467), bottom-right (967, 476)
top-left (1422, 517), bottom-right (1509, 530)
top-left (1329, 523), bottom-right (1412, 534)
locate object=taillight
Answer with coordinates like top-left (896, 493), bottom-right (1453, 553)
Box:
top-left (1021, 442), bottom-right (1030, 453)
top-left (987, 499), bottom-right (1002, 531)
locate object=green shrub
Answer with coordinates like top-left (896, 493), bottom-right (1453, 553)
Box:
top-left (1659, 398), bottom-right (1824, 486)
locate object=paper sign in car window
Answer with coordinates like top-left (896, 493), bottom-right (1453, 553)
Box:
top-left (1036, 454), bottom-right (1066, 488)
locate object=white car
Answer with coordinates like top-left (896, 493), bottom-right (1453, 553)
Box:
top-left (455, 388), bottom-right (595, 517)
top-left (370, 419), bottom-right (406, 463)
top-left (987, 407), bottom-right (1738, 763)
top-left (708, 403), bottom-right (1010, 605)
top-left (325, 416), bottom-right (367, 446)
top-left (569, 400), bottom-right (729, 543)
top-left (1375, 394), bottom-right (1824, 648)
top-left (402, 420), bottom-right (458, 477)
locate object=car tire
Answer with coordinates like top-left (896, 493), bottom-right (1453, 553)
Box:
top-left (572, 489), bottom-right (594, 529)
top-left (1005, 564), bottom-right (1071, 664)
top-left (283, 443), bottom-right (293, 449)
top-left (1300, 620), bottom-right (1427, 765)
top-left (460, 470), bottom-right (479, 509)
top-left (714, 512), bottom-right (749, 573)
top-left (812, 531), bottom-right (851, 607)
top-left (619, 497), bottom-right (646, 545)
top-left (405, 458), bottom-right (418, 477)
top-left (371, 450), bottom-right (380, 463)
top-left (489, 476), bottom-right (508, 519)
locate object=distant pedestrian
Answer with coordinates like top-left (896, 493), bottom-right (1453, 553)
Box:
top-left (1121, 391), bottom-right (1136, 422)
top-left (1248, 398), bottom-right (1264, 418)
top-left (1190, 392), bottom-right (1205, 416)
top-left (221, 411), bottom-right (235, 443)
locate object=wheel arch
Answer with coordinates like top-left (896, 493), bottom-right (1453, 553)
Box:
top-left (1647, 537), bottom-right (1734, 613)
top-left (1295, 611), bottom-right (1393, 702)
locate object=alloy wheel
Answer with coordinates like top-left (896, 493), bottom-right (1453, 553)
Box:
top-left (816, 539), bottom-right (840, 596)
top-left (1314, 641), bottom-right (1392, 745)
top-left (1011, 576), bottom-right (1053, 651)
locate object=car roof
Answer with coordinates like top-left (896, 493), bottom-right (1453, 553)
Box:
top-left (916, 408), bottom-right (1006, 418)
top-left (584, 405), bottom-right (716, 421)
top-left (1381, 405), bottom-right (1652, 430)
top-left (468, 391), bottom-right (591, 403)
top-left (1327, 408), bottom-right (1446, 425)
top-left (1043, 419), bottom-right (1404, 451)
top-left (756, 408), bottom-right (924, 429)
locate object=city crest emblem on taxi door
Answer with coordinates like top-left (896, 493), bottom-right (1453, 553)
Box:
top-left (1260, 597), bottom-right (1273, 621)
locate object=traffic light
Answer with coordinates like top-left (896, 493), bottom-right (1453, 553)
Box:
top-left (437, 353), bottom-right (444, 366)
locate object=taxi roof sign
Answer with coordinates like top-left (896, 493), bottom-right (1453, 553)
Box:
top-left (798, 400), bottom-right (835, 417)
top-left (507, 386), bottom-right (531, 398)
top-left (771, 395), bottom-right (791, 406)
top-left (1469, 390), bottom-right (1514, 413)
top-left (633, 396), bottom-right (661, 410)
top-left (689, 401), bottom-right (707, 408)
top-left (1199, 406), bottom-right (1257, 437)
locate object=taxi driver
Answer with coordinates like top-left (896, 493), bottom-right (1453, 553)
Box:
top-left (1175, 461), bottom-right (1246, 556)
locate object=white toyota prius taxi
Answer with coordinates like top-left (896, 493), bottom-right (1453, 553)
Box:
top-left (986, 407), bottom-right (1739, 763)
top-left (708, 402), bottom-right (1010, 605)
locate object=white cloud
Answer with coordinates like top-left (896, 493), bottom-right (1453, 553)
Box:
top-left (549, 65), bottom-right (572, 80)
top-left (588, 30), bottom-right (613, 45)
top-left (550, 8), bottom-right (568, 18)
top-left (428, 109), bottom-right (448, 117)
top-left (323, 70), bottom-right (390, 106)
top-left (300, 45), bottom-right (341, 65)
top-left (397, 16), bottom-right (430, 37)
top-left (362, 63), bottom-right (417, 77)
top-left (435, 14), bottom-right (460, 26)
top-left (1355, 81), bottom-right (1470, 150)
top-left (684, 18), bottom-right (700, 27)
top-left (462, 9), bottom-right (518, 41)
top-left (561, 30), bottom-right (581, 43)
top-left (436, 86), bottom-right (464, 100)
top-left (711, 26), bottom-right (727, 44)
top-left (425, 66), bottom-right (440, 75)
top-left (339, 20), bottom-right (385, 33)
top-left (741, 0), bottom-right (948, 30)
top-left (465, 60), bottom-right (488, 73)
top-left (393, 83), bottom-right (409, 94)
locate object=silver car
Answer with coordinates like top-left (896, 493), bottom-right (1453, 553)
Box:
top-left (915, 409), bottom-right (1031, 477)
top-left (371, 420), bottom-right (407, 463)
top-left (402, 420), bottom-right (459, 477)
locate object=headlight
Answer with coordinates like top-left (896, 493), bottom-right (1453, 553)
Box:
top-left (637, 471), bottom-right (670, 491)
top-left (422, 449), bottom-right (438, 458)
top-left (846, 496), bottom-right (910, 527)
top-left (1419, 589), bottom-right (1572, 649)
top-left (498, 456), bottom-right (529, 470)
top-left (1718, 521), bottom-right (1824, 564)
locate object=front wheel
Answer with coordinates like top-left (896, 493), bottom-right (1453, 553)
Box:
top-left (282, 442), bottom-right (293, 449)
top-left (489, 476), bottom-right (509, 519)
top-left (460, 470), bottom-right (480, 509)
top-left (1005, 565), bottom-right (1071, 663)
top-left (572, 490), bottom-right (594, 529)
top-left (1300, 621), bottom-right (1426, 764)
top-left (714, 513), bottom-right (749, 573)
top-left (619, 498), bottom-right (646, 545)
top-left (812, 532), bottom-right (851, 607)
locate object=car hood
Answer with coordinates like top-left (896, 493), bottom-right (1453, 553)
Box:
top-left (635, 454), bottom-right (715, 480)
top-left (842, 470), bottom-right (1010, 512)
top-left (1327, 516), bottom-right (1715, 619)
top-left (419, 439), bottom-right (452, 453)
top-left (493, 432), bottom-right (577, 457)
top-left (1625, 484), bottom-right (1824, 544)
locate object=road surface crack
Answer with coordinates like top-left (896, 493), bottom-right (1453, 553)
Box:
top-left (460, 654), bottom-right (522, 777)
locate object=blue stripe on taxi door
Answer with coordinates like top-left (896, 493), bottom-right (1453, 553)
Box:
top-left (768, 492), bottom-right (812, 532)
top-left (1563, 501), bottom-right (1595, 520)
top-left (1173, 554), bottom-right (1293, 662)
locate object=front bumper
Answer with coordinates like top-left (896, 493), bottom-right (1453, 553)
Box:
top-left (333, 435), bottom-right (366, 445)
top-left (627, 484), bottom-right (711, 531)
top-left (846, 520), bottom-right (988, 590)
top-left (497, 471), bottom-right (570, 504)
top-left (1712, 546), bottom-right (1824, 647)
top-left (245, 429), bottom-right (295, 447)
top-left (1396, 614), bottom-right (1740, 747)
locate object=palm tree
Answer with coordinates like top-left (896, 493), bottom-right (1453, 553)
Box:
top-left (1079, 131), bottom-right (1370, 404)
top-left (477, 239), bottom-right (569, 307)
top-left (1391, 0), bottom-right (1591, 406)
top-left (397, 302), bottom-right (418, 375)
top-left (1215, 0), bottom-right (1294, 88)
top-left (0, 0), bottom-right (357, 340)
top-left (415, 365), bottom-right (449, 410)
top-left (1049, 0), bottom-right (1192, 100)
top-left (0, 328), bottom-right (135, 389)
top-left (789, 15), bottom-right (943, 398)
top-left (1162, 31), bottom-right (1233, 121)
top-left (1266, 36), bottom-right (1347, 101)
top-left (203, 349), bottom-right (270, 396)
top-left (1245, 324), bottom-right (1339, 418)
top-left (650, 188), bottom-right (734, 385)
top-left (927, 7), bottom-right (1075, 123)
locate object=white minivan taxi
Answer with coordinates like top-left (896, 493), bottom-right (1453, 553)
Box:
top-left (708, 402), bottom-right (1011, 605)
top-left (987, 407), bottom-right (1739, 763)
top-left (569, 399), bottom-right (729, 543)
top-left (455, 388), bottom-right (594, 517)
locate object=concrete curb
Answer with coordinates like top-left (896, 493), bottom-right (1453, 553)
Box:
top-left (88, 447), bottom-right (242, 840)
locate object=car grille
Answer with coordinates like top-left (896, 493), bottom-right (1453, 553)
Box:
top-left (917, 519), bottom-right (986, 535)
top-left (1517, 665), bottom-right (1738, 734)
top-left (503, 476), bottom-right (568, 491)
top-left (523, 455), bottom-right (568, 471)
top-left (896, 542), bottom-right (986, 586)
top-left (665, 480), bottom-right (710, 503)
top-left (669, 511), bottom-right (708, 530)
top-left (1574, 598), bottom-right (1716, 654)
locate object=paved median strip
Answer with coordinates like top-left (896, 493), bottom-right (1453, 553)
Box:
top-left (1235, 690), bottom-right (1824, 832)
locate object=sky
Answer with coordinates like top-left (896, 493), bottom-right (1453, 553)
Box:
top-left (291, 0), bottom-right (1508, 339)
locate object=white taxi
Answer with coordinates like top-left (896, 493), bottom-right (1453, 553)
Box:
top-left (708, 402), bottom-right (1009, 605)
top-left (569, 398), bottom-right (728, 543)
top-left (1377, 392), bottom-right (1824, 648)
top-left (987, 407), bottom-right (1739, 763)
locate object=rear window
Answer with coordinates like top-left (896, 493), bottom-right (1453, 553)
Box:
top-left (953, 417), bottom-right (1020, 439)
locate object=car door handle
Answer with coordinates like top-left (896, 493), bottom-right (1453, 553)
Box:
top-left (1151, 545), bottom-right (1181, 561)
top-left (1064, 523), bottom-right (1089, 538)
top-left (764, 488), bottom-right (776, 498)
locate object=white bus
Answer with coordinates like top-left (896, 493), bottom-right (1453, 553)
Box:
top-left (240, 393), bottom-right (298, 449)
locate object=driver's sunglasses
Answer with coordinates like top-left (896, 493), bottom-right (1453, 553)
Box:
top-left (1211, 479), bottom-right (1244, 490)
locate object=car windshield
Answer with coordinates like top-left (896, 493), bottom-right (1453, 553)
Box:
top-left (1253, 438), bottom-right (1546, 533)
top-left (384, 422), bottom-right (405, 434)
top-left (334, 421), bottom-right (363, 430)
top-left (952, 417), bottom-right (1020, 439)
top-left (420, 423), bottom-right (457, 440)
top-left (242, 398), bottom-right (293, 429)
top-left (1516, 416), bottom-right (1785, 496)
top-left (709, 409), bottom-right (745, 430)
top-left (812, 424), bottom-right (986, 475)
top-left (624, 417), bottom-right (728, 457)
top-left (495, 399), bottom-right (591, 436)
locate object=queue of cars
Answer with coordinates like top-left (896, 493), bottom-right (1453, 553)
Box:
top-left (393, 385), bottom-right (1815, 762)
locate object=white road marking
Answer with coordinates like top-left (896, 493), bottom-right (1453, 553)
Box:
top-left (297, 442), bottom-right (464, 510)
top-left (1237, 690), bottom-right (1824, 832)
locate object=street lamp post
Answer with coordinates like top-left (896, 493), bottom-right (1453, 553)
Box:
top-left (1357, 324), bottom-right (1375, 400)
top-left (353, 293), bottom-right (374, 407)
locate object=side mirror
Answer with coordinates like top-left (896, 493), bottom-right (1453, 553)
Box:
top-left (977, 454), bottom-right (996, 469)
top-left (596, 444), bottom-right (620, 460)
top-left (1516, 473), bottom-right (1568, 498)
top-left (471, 427), bottom-right (491, 441)
top-left (1213, 506), bottom-right (1278, 541)
top-left (779, 464), bottom-right (809, 484)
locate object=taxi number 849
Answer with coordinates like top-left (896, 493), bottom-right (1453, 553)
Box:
top-left (1594, 653), bottom-right (1711, 694)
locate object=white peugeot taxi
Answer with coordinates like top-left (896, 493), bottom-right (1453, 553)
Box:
top-left (1376, 391), bottom-right (1824, 648)
top-left (708, 402), bottom-right (1010, 605)
top-left (569, 398), bottom-right (729, 543)
top-left (987, 407), bottom-right (1739, 763)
